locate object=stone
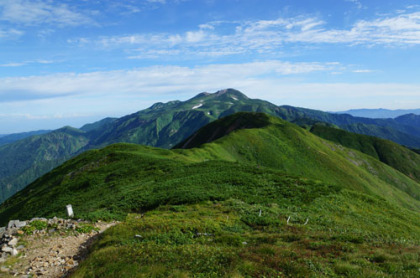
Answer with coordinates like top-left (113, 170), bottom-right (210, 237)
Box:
top-left (1, 246), bottom-right (12, 253)
top-left (11, 248), bottom-right (18, 256)
top-left (0, 267), bottom-right (9, 273)
top-left (7, 220), bottom-right (26, 230)
top-left (16, 245), bottom-right (25, 250)
top-left (17, 230), bottom-right (24, 235)
top-left (8, 237), bottom-right (18, 247)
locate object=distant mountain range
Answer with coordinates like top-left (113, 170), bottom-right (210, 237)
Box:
top-left (336, 108), bottom-right (420, 118)
top-left (1, 88), bottom-right (420, 203)
top-left (0, 130), bottom-right (51, 146)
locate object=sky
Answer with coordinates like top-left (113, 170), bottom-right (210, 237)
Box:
top-left (1, 0), bottom-right (420, 133)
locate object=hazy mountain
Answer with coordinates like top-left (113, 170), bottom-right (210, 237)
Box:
top-left (336, 108), bottom-right (420, 118)
top-left (0, 130), bottom-right (51, 146)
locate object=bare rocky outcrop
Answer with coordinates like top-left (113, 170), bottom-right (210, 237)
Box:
top-left (0, 218), bottom-right (117, 277)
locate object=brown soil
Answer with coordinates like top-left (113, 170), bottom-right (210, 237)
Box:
top-left (0, 221), bottom-right (117, 278)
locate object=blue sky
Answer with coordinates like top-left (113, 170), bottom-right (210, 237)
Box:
top-left (1, 0), bottom-right (420, 133)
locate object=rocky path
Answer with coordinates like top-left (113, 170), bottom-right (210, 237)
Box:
top-left (0, 220), bottom-right (117, 278)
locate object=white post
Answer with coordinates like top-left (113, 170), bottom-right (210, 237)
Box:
top-left (66, 205), bottom-right (74, 218)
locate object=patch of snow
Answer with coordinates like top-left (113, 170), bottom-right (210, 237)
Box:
top-left (192, 104), bottom-right (203, 109)
top-left (231, 96), bottom-right (238, 101)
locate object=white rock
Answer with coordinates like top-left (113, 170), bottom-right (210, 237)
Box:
top-left (8, 237), bottom-right (18, 247)
top-left (11, 248), bottom-right (18, 256)
top-left (1, 246), bottom-right (12, 253)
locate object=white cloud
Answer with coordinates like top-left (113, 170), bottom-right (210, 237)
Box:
top-left (0, 0), bottom-right (94, 27)
top-left (0, 59), bottom-right (55, 67)
top-left (0, 28), bottom-right (24, 39)
top-left (345, 0), bottom-right (363, 9)
top-left (0, 62), bottom-right (418, 122)
top-left (352, 69), bottom-right (373, 73)
top-left (78, 11), bottom-right (420, 61)
top-left (0, 61), bottom-right (335, 101)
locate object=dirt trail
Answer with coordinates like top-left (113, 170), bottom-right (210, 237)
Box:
top-left (0, 221), bottom-right (117, 278)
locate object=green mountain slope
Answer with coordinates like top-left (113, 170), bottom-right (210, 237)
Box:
top-left (309, 124), bottom-right (420, 183)
top-left (1, 113), bottom-right (419, 222)
top-left (1, 113), bottom-right (420, 277)
top-left (86, 89), bottom-right (280, 149)
top-left (0, 127), bottom-right (89, 202)
top-left (0, 129), bottom-right (51, 146)
top-left (1, 89), bottom-right (420, 204)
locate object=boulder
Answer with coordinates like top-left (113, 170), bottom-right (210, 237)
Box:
top-left (8, 237), bottom-right (18, 247)
top-left (7, 220), bottom-right (26, 230)
top-left (1, 246), bottom-right (13, 253)
top-left (11, 248), bottom-right (18, 256)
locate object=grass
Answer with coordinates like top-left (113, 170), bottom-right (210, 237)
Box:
top-left (0, 112), bottom-right (419, 277)
top-left (73, 202), bottom-right (420, 277)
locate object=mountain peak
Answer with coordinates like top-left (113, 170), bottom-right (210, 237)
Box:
top-left (215, 88), bottom-right (248, 99)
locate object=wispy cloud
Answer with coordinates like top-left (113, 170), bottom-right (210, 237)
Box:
top-left (0, 0), bottom-right (94, 27)
top-left (352, 69), bottom-right (373, 73)
top-left (345, 0), bottom-right (363, 9)
top-left (0, 62), bottom-right (418, 116)
top-left (0, 61), bottom-right (418, 133)
top-left (73, 11), bottom-right (420, 60)
top-left (0, 59), bottom-right (55, 67)
top-left (0, 61), bottom-right (336, 102)
top-left (0, 28), bottom-right (24, 39)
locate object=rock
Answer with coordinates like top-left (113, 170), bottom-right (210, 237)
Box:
top-left (7, 220), bottom-right (26, 230)
top-left (11, 248), bottom-right (18, 256)
top-left (0, 227), bottom-right (5, 236)
top-left (0, 266), bottom-right (9, 272)
top-left (1, 246), bottom-right (13, 253)
top-left (8, 237), bottom-right (18, 247)
top-left (17, 230), bottom-right (24, 235)
top-left (17, 245), bottom-right (25, 250)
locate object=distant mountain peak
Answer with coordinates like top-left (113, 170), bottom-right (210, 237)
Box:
top-left (190, 88), bottom-right (248, 102)
top-left (215, 88), bottom-right (248, 98)
top-left (149, 100), bottom-right (181, 110)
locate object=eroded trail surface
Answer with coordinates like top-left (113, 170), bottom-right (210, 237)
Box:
top-left (0, 221), bottom-right (117, 278)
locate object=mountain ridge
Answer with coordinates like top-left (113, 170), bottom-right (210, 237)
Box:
top-left (1, 112), bottom-right (419, 277)
top-left (1, 112), bottom-right (419, 222)
top-left (336, 108), bottom-right (420, 118)
top-left (1, 89), bottom-right (420, 203)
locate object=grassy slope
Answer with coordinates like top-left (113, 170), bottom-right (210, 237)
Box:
top-left (178, 114), bottom-right (420, 211)
top-left (1, 113), bottom-right (419, 277)
top-left (73, 200), bottom-right (420, 278)
top-left (2, 89), bottom-right (420, 205)
top-left (310, 124), bottom-right (420, 183)
top-left (0, 127), bottom-right (89, 202)
top-left (1, 113), bottom-right (419, 220)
